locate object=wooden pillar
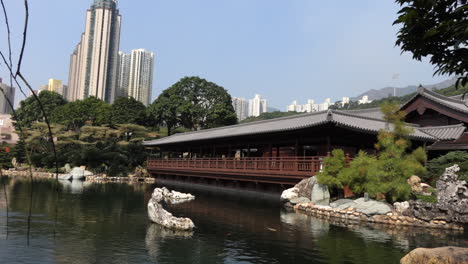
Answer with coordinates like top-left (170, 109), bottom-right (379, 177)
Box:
top-left (326, 136), bottom-right (331, 153)
top-left (228, 144), bottom-right (232, 158)
top-left (247, 144), bottom-right (250, 157)
top-left (276, 145), bottom-right (280, 158)
top-left (295, 138), bottom-right (299, 157)
top-left (268, 143), bottom-right (272, 158)
top-left (212, 145), bottom-right (216, 157)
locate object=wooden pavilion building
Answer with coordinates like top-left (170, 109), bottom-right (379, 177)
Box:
top-left (144, 87), bottom-right (467, 189)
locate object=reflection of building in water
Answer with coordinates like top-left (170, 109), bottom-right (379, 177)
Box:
top-left (0, 115), bottom-right (19, 145)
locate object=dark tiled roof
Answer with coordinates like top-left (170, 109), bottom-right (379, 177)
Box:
top-left (418, 124), bottom-right (466, 141)
top-left (144, 109), bottom-right (437, 146)
top-left (402, 87), bottom-right (468, 114)
top-left (427, 132), bottom-right (468, 150)
top-left (337, 108), bottom-right (384, 120)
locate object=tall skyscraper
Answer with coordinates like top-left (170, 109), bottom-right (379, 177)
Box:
top-left (67, 0), bottom-right (121, 103)
top-left (116, 51), bottom-right (131, 98)
top-left (0, 78), bottom-right (15, 115)
top-left (248, 94), bottom-right (267, 117)
top-left (116, 49), bottom-right (155, 106)
top-left (232, 97), bottom-right (247, 121)
top-left (128, 49), bottom-right (155, 106)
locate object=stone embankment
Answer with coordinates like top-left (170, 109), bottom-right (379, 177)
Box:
top-left (147, 187), bottom-right (195, 230)
top-left (85, 175), bottom-right (156, 183)
top-left (1, 169), bottom-right (64, 179)
top-left (293, 202), bottom-right (464, 230)
top-left (2, 168), bottom-right (156, 183)
top-left (282, 164), bottom-right (468, 230)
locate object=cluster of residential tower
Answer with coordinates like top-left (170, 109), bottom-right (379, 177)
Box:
top-left (231, 94), bottom-right (372, 121)
top-left (34, 0), bottom-right (155, 106)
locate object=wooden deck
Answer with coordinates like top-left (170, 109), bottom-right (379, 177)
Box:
top-left (147, 156), bottom-right (326, 186)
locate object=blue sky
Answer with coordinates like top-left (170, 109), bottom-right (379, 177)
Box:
top-left (0, 0), bottom-right (449, 109)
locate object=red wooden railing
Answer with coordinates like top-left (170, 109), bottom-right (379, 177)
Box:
top-left (147, 156), bottom-right (326, 182)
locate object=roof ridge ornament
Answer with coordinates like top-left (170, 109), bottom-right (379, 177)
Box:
top-left (326, 109), bottom-right (333, 121)
top-left (417, 84), bottom-right (426, 94)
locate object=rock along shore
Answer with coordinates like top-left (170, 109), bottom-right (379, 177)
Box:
top-left (283, 165), bottom-right (468, 231)
top-left (293, 202), bottom-right (464, 230)
top-left (1, 169), bottom-right (156, 183)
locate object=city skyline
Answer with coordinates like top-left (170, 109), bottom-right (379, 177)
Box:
top-left (0, 0), bottom-right (452, 108)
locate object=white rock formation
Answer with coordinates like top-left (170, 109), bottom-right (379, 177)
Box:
top-left (281, 187), bottom-right (299, 202)
top-left (147, 187), bottom-right (195, 230)
top-left (394, 201), bottom-right (410, 215)
top-left (311, 184), bottom-right (330, 206)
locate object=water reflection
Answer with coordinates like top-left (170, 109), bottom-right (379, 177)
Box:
top-left (145, 224), bottom-right (193, 261)
top-left (0, 177), bottom-right (466, 264)
top-left (58, 180), bottom-right (91, 194)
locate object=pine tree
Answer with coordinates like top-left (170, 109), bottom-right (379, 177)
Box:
top-left (338, 151), bottom-right (376, 196)
top-left (366, 102), bottom-right (427, 202)
top-left (317, 149), bottom-right (346, 189)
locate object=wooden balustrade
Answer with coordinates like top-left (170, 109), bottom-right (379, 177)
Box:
top-left (147, 156), bottom-right (326, 184)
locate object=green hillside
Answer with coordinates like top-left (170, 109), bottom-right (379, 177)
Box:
top-left (333, 84), bottom-right (468, 110)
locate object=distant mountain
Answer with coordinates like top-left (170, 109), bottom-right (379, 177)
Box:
top-left (352, 76), bottom-right (458, 101)
top-left (267, 106), bottom-right (279, 113)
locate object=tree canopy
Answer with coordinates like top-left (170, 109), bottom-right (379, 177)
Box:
top-left (15, 91), bottom-right (67, 128)
top-left (52, 96), bottom-right (111, 131)
top-left (111, 97), bottom-right (148, 126)
top-left (318, 102), bottom-right (427, 202)
top-left (394, 0), bottom-right (468, 86)
top-left (149, 76), bottom-right (237, 135)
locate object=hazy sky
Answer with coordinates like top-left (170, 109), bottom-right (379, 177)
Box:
top-left (0, 0), bottom-right (450, 108)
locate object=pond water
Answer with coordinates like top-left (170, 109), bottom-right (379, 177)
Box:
top-left (0, 177), bottom-right (466, 264)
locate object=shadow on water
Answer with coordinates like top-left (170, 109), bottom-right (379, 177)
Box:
top-left (0, 177), bottom-right (466, 264)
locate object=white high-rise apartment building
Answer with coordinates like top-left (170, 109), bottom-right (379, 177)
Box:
top-left (117, 49), bottom-right (155, 106)
top-left (287, 99), bottom-right (335, 113)
top-left (232, 97), bottom-right (247, 121)
top-left (358, 95), bottom-right (372, 105)
top-left (316, 98), bottom-right (332, 111)
top-left (67, 0), bottom-right (121, 103)
top-left (128, 49), bottom-right (155, 106)
top-left (302, 99), bottom-right (315, 112)
top-left (287, 100), bottom-right (302, 112)
top-left (248, 94), bottom-right (267, 117)
top-left (116, 51), bottom-right (131, 99)
top-left (341, 97), bottom-right (350, 107)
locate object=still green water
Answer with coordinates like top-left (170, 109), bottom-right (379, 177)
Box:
top-left (0, 177), bottom-right (466, 264)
